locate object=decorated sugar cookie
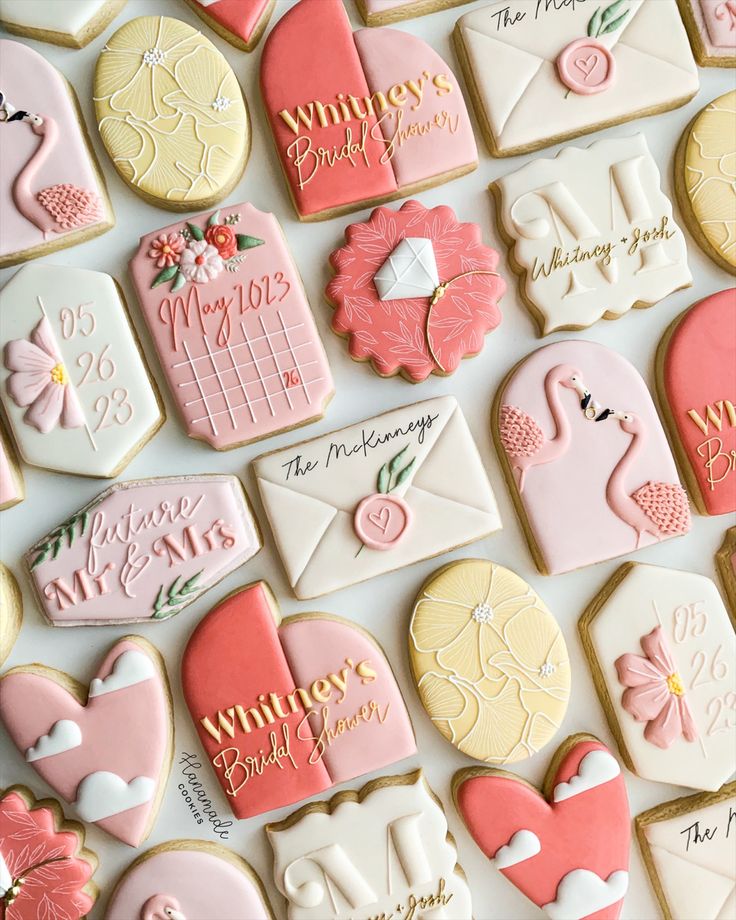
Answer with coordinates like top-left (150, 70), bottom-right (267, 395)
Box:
top-left (106, 839), bottom-right (275, 920)
top-left (94, 16), bottom-right (249, 211)
top-left (25, 475), bottom-right (261, 626)
top-left (327, 200), bottom-right (505, 382)
top-left (409, 559), bottom-right (570, 764)
top-left (0, 637), bottom-right (173, 846)
top-left (677, 0), bottom-right (736, 66)
top-left (0, 564), bottom-right (22, 667)
top-left (454, 0), bottom-right (699, 157)
top-left (267, 770), bottom-right (472, 920)
top-left (0, 0), bottom-right (126, 48)
top-left (580, 562), bottom-right (736, 792)
top-left (0, 263), bottom-right (163, 480)
top-left (260, 0), bottom-right (477, 221)
top-left (182, 581), bottom-right (416, 819)
top-left (0, 41), bottom-right (114, 269)
top-left (676, 91), bottom-right (736, 275)
top-left (0, 785), bottom-right (98, 920)
top-left (493, 340), bottom-right (691, 575)
top-left (454, 735), bottom-right (631, 920)
top-left (492, 134), bottom-right (691, 336)
top-left (355, 0), bottom-right (472, 26)
top-left (716, 527), bottom-right (736, 621)
top-left (0, 420), bottom-right (23, 512)
top-left (130, 203), bottom-right (334, 449)
top-left (182, 0), bottom-right (275, 51)
top-left (656, 290), bottom-right (736, 516)
top-left (254, 396), bottom-right (502, 598)
top-left (636, 783), bottom-right (736, 920)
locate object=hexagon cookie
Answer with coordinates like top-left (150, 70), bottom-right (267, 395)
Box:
top-left (0, 263), bottom-right (163, 478)
top-left (580, 562), bottom-right (736, 791)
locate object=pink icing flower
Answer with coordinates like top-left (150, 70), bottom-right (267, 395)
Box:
top-left (179, 240), bottom-right (223, 283)
top-left (615, 626), bottom-right (698, 749)
top-left (5, 317), bottom-right (84, 433)
top-left (148, 232), bottom-right (185, 268)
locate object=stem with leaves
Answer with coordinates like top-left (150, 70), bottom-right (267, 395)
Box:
top-left (587, 0), bottom-right (630, 37)
top-left (152, 571), bottom-right (203, 619)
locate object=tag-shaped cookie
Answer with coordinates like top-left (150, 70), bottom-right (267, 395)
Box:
top-left (182, 582), bottom-right (416, 819)
top-left (0, 637), bottom-right (173, 847)
top-left (0, 0), bottom-right (126, 48)
top-left (183, 0), bottom-right (275, 51)
top-left (454, 735), bottom-right (631, 920)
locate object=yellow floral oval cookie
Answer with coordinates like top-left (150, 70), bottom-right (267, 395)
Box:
top-left (94, 16), bottom-right (249, 211)
top-left (409, 559), bottom-right (570, 764)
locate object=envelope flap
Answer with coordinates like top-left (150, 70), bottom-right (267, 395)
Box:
top-left (644, 797), bottom-right (736, 878)
top-left (649, 846), bottom-right (735, 918)
top-left (617, 0), bottom-right (698, 73)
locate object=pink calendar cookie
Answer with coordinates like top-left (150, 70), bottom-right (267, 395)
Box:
top-left (327, 200), bottom-right (505, 382)
top-left (130, 204), bottom-right (334, 450)
top-left (0, 637), bottom-right (173, 847)
top-left (260, 0), bottom-right (477, 221)
top-left (182, 0), bottom-right (275, 51)
top-left (677, 0), bottom-right (736, 66)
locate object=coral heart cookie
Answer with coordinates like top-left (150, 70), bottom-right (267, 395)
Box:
top-left (94, 16), bottom-right (249, 211)
top-left (182, 0), bottom-right (275, 51)
top-left (0, 0), bottom-right (126, 48)
top-left (0, 637), bottom-right (173, 846)
top-left (260, 0), bottom-right (477, 221)
top-left (182, 582), bottom-right (416, 819)
top-left (0, 263), bottom-right (163, 480)
top-left (492, 134), bottom-right (691, 336)
top-left (129, 203), bottom-right (334, 449)
top-left (409, 559), bottom-right (570, 764)
top-left (656, 290), bottom-right (736, 516)
top-left (267, 770), bottom-right (473, 920)
top-left (677, 0), bottom-right (736, 66)
top-left (355, 0), bottom-right (472, 26)
top-left (326, 200), bottom-right (505, 382)
top-left (493, 339), bottom-right (690, 575)
top-left (106, 839), bottom-right (275, 920)
top-left (716, 527), bottom-right (736, 621)
top-left (454, 734), bottom-right (631, 920)
top-left (0, 40), bottom-right (114, 269)
top-left (0, 564), bottom-right (22, 667)
top-left (579, 562), bottom-right (736, 792)
top-left (0, 785), bottom-right (98, 920)
top-left (25, 475), bottom-right (261, 626)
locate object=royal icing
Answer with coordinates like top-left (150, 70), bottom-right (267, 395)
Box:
top-left (260, 0), bottom-right (477, 220)
top-left (25, 475), bottom-right (261, 626)
top-left (681, 0), bottom-right (736, 64)
top-left (254, 395), bottom-right (502, 598)
top-left (658, 290), bottom-right (736, 516)
top-left (0, 563), bottom-right (22, 667)
top-left (0, 0), bottom-right (124, 47)
top-left (185, 0), bottom-right (274, 51)
top-left (496, 340), bottom-right (690, 575)
top-left (455, 0), bottom-right (699, 156)
top-left (130, 203), bottom-right (334, 449)
top-left (455, 737), bottom-right (630, 920)
top-left (0, 421), bottom-right (23, 512)
top-left (409, 559), bottom-right (570, 764)
top-left (268, 770), bottom-right (472, 920)
top-left (0, 263), bottom-right (162, 479)
top-left (327, 200), bottom-right (505, 382)
top-left (716, 527), bottom-right (736, 621)
top-left (94, 16), bottom-right (249, 209)
top-left (0, 638), bottom-right (172, 846)
top-left (182, 582), bottom-right (416, 819)
top-left (0, 788), bottom-right (97, 920)
top-left (494, 134), bottom-right (691, 335)
top-left (581, 562), bottom-right (736, 791)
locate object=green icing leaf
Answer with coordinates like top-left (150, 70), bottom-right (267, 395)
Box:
top-left (188, 222), bottom-right (205, 241)
top-left (601, 0), bottom-right (627, 25)
top-left (151, 571), bottom-right (203, 618)
top-left (388, 445), bottom-right (410, 476)
top-left (377, 463), bottom-right (390, 494)
top-left (599, 9), bottom-right (629, 33)
top-left (588, 6), bottom-right (602, 35)
top-left (207, 209), bottom-right (221, 227)
top-left (151, 264), bottom-right (178, 288)
top-left (30, 547), bottom-right (49, 570)
top-left (395, 458), bottom-right (416, 488)
top-left (171, 271), bottom-right (186, 293)
top-left (236, 234), bottom-right (265, 251)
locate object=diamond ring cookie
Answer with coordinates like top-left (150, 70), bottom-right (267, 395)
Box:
top-left (130, 203), bottom-right (334, 450)
top-left (454, 734), bottom-right (631, 920)
top-left (181, 0), bottom-right (275, 51)
top-left (355, 0), bottom-right (472, 26)
top-left (94, 15), bottom-right (250, 211)
top-left (0, 420), bottom-right (23, 512)
top-left (0, 41), bottom-right (114, 269)
top-left (260, 0), bottom-right (477, 221)
top-left (0, 564), bottom-right (22, 667)
top-left (579, 562), bottom-right (736, 792)
top-left (677, 0), bottom-right (736, 66)
top-left (409, 559), bottom-right (570, 764)
top-left (0, 0), bottom-right (126, 48)
top-left (0, 637), bottom-right (173, 847)
top-left (327, 200), bottom-right (505, 382)
top-left (267, 770), bottom-right (473, 920)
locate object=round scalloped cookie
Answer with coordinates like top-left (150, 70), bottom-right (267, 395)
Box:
top-left (0, 563), bottom-right (22, 667)
top-left (94, 15), bottom-right (250, 211)
top-left (0, 0), bottom-right (126, 48)
top-left (181, 0), bottom-right (275, 52)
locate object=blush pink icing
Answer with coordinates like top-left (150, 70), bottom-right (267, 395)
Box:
top-left (700, 0), bottom-right (736, 48)
top-left (193, 0), bottom-right (272, 44)
top-left (353, 493), bottom-right (411, 550)
top-left (556, 38), bottom-right (616, 95)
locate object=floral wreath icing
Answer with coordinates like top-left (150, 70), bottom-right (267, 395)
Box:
top-left (410, 559), bottom-right (570, 764)
top-left (181, 582), bottom-right (416, 819)
top-left (327, 200), bottom-right (505, 382)
top-left (94, 16), bottom-right (249, 208)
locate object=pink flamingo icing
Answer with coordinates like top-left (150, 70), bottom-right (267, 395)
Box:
top-left (607, 411), bottom-right (691, 547)
top-left (140, 895), bottom-right (186, 920)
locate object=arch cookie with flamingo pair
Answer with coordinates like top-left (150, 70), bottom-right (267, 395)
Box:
top-left (494, 340), bottom-right (691, 575)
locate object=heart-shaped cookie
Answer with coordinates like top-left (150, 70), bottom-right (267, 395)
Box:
top-left (453, 734), bottom-right (631, 920)
top-left (0, 637), bottom-right (172, 846)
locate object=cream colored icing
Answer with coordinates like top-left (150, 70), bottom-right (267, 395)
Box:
top-left (0, 0), bottom-right (108, 32)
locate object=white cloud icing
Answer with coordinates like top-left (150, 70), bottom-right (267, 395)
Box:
top-left (493, 829), bottom-right (541, 869)
top-left (543, 869), bottom-right (629, 920)
top-left (552, 750), bottom-right (621, 803)
top-left (73, 772), bottom-right (155, 822)
top-left (88, 649), bottom-right (155, 698)
top-left (25, 719), bottom-right (82, 762)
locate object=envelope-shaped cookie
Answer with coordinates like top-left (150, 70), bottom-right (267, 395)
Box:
top-left (253, 396), bottom-right (501, 598)
top-left (454, 0), bottom-right (699, 156)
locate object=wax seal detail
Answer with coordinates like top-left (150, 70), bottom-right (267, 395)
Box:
top-left (557, 38), bottom-right (616, 94)
top-left (354, 494), bottom-right (412, 550)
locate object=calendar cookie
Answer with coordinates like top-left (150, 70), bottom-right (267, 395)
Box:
top-left (182, 0), bottom-right (275, 51)
top-left (0, 0), bottom-right (126, 48)
top-left (716, 527), bottom-right (736, 621)
top-left (94, 16), bottom-right (250, 211)
top-left (0, 263), bottom-right (163, 480)
top-left (130, 203), bottom-right (334, 449)
top-left (579, 563), bottom-right (736, 791)
top-left (355, 0), bottom-right (472, 27)
top-left (0, 419), bottom-right (23, 512)
top-left (0, 563), bottom-right (22, 667)
top-left (0, 40), bottom-right (114, 269)
top-left (676, 0), bottom-right (736, 66)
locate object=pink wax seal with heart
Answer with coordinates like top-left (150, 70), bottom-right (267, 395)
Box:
top-left (557, 38), bottom-right (615, 94)
top-left (353, 444), bottom-right (414, 550)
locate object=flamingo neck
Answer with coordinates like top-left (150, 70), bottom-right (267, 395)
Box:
top-left (544, 373), bottom-right (572, 448)
top-left (12, 117), bottom-right (58, 232)
top-left (606, 425), bottom-right (643, 511)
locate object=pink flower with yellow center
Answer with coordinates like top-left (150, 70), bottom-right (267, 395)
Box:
top-left (148, 232), bottom-right (185, 268)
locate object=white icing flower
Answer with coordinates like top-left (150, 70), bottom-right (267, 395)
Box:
top-left (472, 602), bottom-right (494, 625)
top-left (143, 47), bottom-right (165, 67)
top-left (212, 96), bottom-right (232, 112)
top-left (178, 240), bottom-right (223, 284)
top-left (539, 662), bottom-right (556, 678)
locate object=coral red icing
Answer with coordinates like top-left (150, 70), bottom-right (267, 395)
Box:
top-left (193, 0), bottom-right (271, 44)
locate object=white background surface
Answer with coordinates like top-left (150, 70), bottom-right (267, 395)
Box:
top-left (0, 1), bottom-right (734, 918)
